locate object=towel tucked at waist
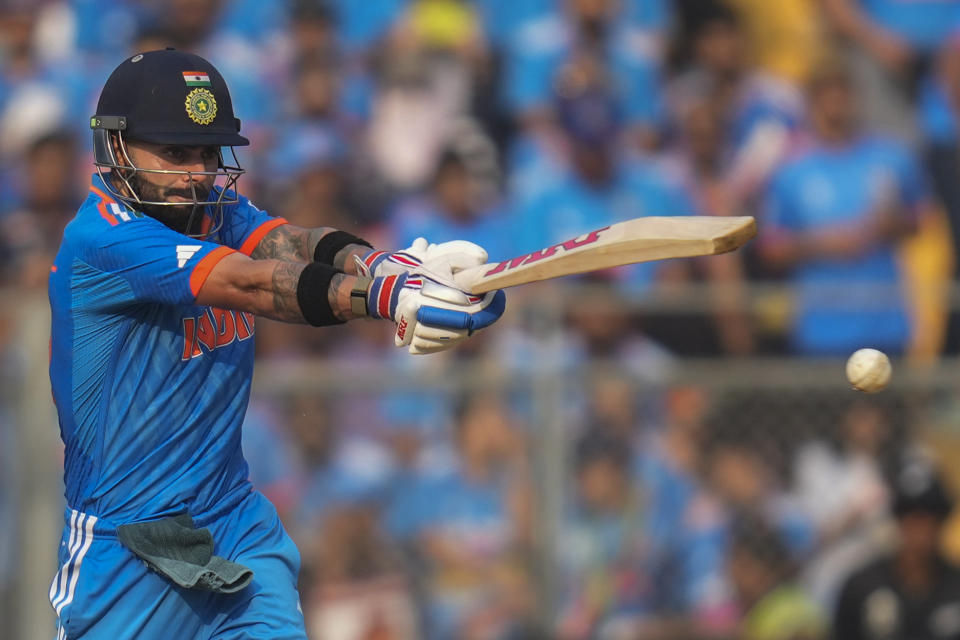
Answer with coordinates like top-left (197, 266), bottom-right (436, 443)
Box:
top-left (117, 513), bottom-right (253, 594)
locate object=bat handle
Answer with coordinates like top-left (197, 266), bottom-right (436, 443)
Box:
top-left (452, 264), bottom-right (489, 295)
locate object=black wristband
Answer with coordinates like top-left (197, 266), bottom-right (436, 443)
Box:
top-left (296, 262), bottom-right (346, 327)
top-left (313, 231), bottom-right (373, 266)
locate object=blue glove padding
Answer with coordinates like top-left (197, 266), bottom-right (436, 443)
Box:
top-left (416, 290), bottom-right (506, 335)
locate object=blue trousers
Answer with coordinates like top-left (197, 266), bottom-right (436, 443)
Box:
top-left (49, 490), bottom-right (306, 639)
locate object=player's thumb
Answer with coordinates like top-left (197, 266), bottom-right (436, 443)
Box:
top-left (411, 237), bottom-right (430, 254)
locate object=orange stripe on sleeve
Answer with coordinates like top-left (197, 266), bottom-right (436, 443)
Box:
top-left (189, 246), bottom-right (236, 298)
top-left (238, 218), bottom-right (288, 256)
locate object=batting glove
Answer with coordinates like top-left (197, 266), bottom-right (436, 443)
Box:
top-left (355, 238), bottom-right (488, 279)
top-left (366, 270), bottom-right (506, 355)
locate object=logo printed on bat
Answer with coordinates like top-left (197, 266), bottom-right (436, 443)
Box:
top-left (483, 227), bottom-right (612, 277)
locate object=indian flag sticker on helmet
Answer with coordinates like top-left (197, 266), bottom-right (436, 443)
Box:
top-left (185, 88), bottom-right (217, 125)
top-left (182, 71), bottom-right (211, 86)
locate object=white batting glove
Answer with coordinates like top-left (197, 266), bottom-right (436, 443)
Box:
top-left (366, 268), bottom-right (506, 355)
top-left (355, 238), bottom-right (488, 279)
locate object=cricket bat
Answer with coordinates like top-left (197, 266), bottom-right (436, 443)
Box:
top-left (452, 216), bottom-right (757, 294)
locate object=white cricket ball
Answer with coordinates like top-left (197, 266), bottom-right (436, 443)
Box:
top-left (846, 348), bottom-right (892, 393)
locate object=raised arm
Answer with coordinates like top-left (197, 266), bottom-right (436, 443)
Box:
top-left (195, 249), bottom-right (507, 354)
top-left (821, 0), bottom-right (912, 73)
top-left (196, 251), bottom-right (358, 323)
top-left (249, 223), bottom-right (370, 274)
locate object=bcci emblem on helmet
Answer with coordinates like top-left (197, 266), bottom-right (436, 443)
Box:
top-left (185, 88), bottom-right (217, 125)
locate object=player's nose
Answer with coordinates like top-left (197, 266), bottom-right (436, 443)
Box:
top-left (179, 160), bottom-right (213, 184)
top-left (178, 148), bottom-right (217, 180)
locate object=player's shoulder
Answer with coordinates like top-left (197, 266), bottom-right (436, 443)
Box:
top-left (68, 181), bottom-right (158, 246)
top-left (213, 185), bottom-right (263, 219)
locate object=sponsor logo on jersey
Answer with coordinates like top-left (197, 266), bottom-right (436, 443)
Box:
top-left (181, 307), bottom-right (255, 360)
top-left (483, 226), bottom-right (611, 277)
top-left (176, 245), bottom-right (202, 268)
top-left (185, 88), bottom-right (217, 125)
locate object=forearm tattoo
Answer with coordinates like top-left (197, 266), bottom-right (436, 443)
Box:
top-left (332, 245), bottom-right (372, 274)
top-left (328, 273), bottom-right (355, 321)
top-left (270, 261), bottom-right (307, 322)
top-left (264, 262), bottom-right (358, 324)
top-left (251, 225), bottom-right (330, 263)
top-left (252, 226), bottom-right (370, 275)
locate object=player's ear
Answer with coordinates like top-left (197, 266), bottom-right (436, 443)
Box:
top-left (110, 133), bottom-right (135, 177)
top-left (110, 133), bottom-right (125, 163)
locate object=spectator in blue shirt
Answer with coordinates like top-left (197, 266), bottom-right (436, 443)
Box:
top-left (704, 438), bottom-right (816, 559)
top-left (513, 82), bottom-right (691, 294)
top-left (669, 4), bottom-right (803, 209)
top-left (557, 427), bottom-right (732, 640)
top-left (654, 87), bottom-right (755, 355)
top-left (556, 429), bottom-right (647, 639)
top-left (388, 147), bottom-right (516, 264)
top-left (502, 0), bottom-right (666, 149)
top-left (759, 57), bottom-right (924, 356)
top-left (385, 393), bottom-right (537, 640)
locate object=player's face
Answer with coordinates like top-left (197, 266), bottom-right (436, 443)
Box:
top-left (120, 140), bottom-right (220, 231)
top-left (124, 140), bottom-right (220, 199)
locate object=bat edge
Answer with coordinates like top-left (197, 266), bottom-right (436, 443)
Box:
top-left (711, 217), bottom-right (757, 254)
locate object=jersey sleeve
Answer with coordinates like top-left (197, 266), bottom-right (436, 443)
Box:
top-left (218, 191), bottom-right (288, 255)
top-left (75, 217), bottom-right (235, 308)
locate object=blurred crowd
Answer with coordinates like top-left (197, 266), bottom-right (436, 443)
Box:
top-left (6, 0), bottom-right (960, 638)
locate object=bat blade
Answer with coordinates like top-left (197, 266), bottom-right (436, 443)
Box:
top-left (453, 216), bottom-right (757, 294)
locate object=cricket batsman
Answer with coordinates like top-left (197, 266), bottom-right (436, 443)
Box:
top-left (47, 48), bottom-right (505, 638)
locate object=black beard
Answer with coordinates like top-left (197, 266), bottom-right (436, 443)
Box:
top-left (141, 202), bottom-right (205, 236)
top-left (123, 172), bottom-right (211, 235)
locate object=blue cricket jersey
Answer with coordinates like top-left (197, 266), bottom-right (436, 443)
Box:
top-left (763, 135), bottom-right (926, 355)
top-left (48, 174), bottom-right (287, 524)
